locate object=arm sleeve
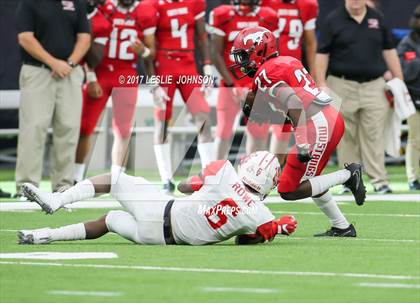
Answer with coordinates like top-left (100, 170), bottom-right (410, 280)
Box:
top-left (76, 0), bottom-right (91, 33)
top-left (194, 0), bottom-right (206, 20)
top-left (15, 0), bottom-right (35, 33)
top-left (317, 16), bottom-right (333, 54)
top-left (137, 3), bottom-right (158, 35)
top-left (299, 0), bottom-right (318, 31)
top-left (260, 8), bottom-right (279, 33)
top-left (208, 7), bottom-right (226, 36)
top-left (187, 160), bottom-right (228, 191)
top-left (381, 19), bottom-right (395, 50)
top-left (397, 38), bottom-right (420, 82)
top-left (256, 221), bottom-right (278, 242)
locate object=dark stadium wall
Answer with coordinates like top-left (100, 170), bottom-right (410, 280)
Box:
top-left (0, 0), bottom-right (20, 90)
top-left (0, 0), bottom-right (417, 90)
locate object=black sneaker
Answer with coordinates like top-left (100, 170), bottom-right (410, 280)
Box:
top-left (343, 163), bottom-right (366, 206)
top-left (374, 184), bottom-right (392, 194)
top-left (162, 180), bottom-right (175, 194)
top-left (314, 224), bottom-right (357, 237)
top-left (408, 180), bottom-right (420, 191)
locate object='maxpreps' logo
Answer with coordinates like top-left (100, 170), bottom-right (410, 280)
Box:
top-left (243, 31), bottom-right (267, 45)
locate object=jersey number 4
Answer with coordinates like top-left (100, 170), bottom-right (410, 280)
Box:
top-left (205, 199), bottom-right (240, 229)
top-left (171, 19), bottom-right (188, 49)
top-left (109, 28), bottom-right (138, 60)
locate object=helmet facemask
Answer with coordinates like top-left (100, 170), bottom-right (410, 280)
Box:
top-left (230, 47), bottom-right (258, 79)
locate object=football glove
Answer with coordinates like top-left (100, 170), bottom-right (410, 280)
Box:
top-left (151, 85), bottom-right (170, 109)
top-left (296, 143), bottom-right (312, 163)
top-left (276, 215), bottom-right (298, 236)
top-left (200, 64), bottom-right (213, 98)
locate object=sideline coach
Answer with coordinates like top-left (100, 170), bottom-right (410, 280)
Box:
top-left (15, 0), bottom-right (91, 194)
top-left (315, 0), bottom-right (403, 194)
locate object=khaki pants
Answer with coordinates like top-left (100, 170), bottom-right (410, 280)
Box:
top-left (327, 75), bottom-right (390, 188)
top-left (15, 64), bottom-right (84, 192)
top-left (406, 111), bottom-right (420, 183)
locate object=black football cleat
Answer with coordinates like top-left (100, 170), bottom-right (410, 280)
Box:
top-left (343, 163), bottom-right (366, 206)
top-left (162, 180), bottom-right (175, 194)
top-left (314, 224), bottom-right (357, 237)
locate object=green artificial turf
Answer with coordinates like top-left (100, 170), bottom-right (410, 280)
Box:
top-left (0, 200), bottom-right (419, 303)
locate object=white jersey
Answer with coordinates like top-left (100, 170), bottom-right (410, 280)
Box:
top-left (171, 161), bottom-right (275, 245)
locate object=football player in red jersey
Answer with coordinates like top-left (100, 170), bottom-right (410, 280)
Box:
top-left (74, 0), bottom-right (157, 183)
top-left (262, 0), bottom-right (318, 162)
top-left (144, 0), bottom-right (214, 193)
top-left (209, 0), bottom-right (278, 160)
top-left (231, 27), bottom-right (367, 237)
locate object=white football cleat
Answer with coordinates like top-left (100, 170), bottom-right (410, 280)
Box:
top-left (18, 228), bottom-right (52, 244)
top-left (21, 183), bottom-right (62, 214)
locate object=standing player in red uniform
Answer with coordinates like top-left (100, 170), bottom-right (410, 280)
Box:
top-left (144, 0), bottom-right (214, 193)
top-left (231, 27), bottom-right (366, 237)
top-left (74, 0), bottom-right (157, 182)
top-left (209, 0), bottom-right (278, 160)
top-left (261, 0), bottom-right (319, 162)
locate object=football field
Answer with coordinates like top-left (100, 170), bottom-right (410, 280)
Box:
top-left (0, 194), bottom-right (419, 303)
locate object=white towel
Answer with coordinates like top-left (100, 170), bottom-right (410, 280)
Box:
top-left (383, 78), bottom-right (415, 158)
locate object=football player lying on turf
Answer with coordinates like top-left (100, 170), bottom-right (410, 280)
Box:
top-left (229, 27), bottom-right (367, 237)
top-left (18, 151), bottom-right (297, 245)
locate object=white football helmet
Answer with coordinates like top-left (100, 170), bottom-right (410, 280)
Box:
top-left (238, 151), bottom-right (281, 200)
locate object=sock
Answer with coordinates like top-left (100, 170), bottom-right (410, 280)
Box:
top-left (309, 169), bottom-right (351, 196)
top-left (74, 163), bottom-right (86, 183)
top-left (197, 142), bottom-right (215, 169)
top-left (111, 164), bottom-right (126, 185)
top-left (49, 223), bottom-right (86, 241)
top-left (154, 144), bottom-right (173, 182)
top-left (312, 192), bottom-right (349, 229)
top-left (57, 179), bottom-right (95, 207)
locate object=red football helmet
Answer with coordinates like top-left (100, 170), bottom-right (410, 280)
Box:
top-left (230, 27), bottom-right (278, 79)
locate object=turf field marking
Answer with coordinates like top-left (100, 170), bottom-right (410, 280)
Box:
top-left (0, 252), bottom-right (118, 260)
top-left (0, 261), bottom-right (418, 281)
top-left (272, 211), bottom-right (420, 218)
top-left (1, 193), bottom-right (419, 211)
top-left (288, 237), bottom-right (420, 244)
top-left (49, 290), bottom-right (123, 297)
top-left (356, 282), bottom-right (420, 289)
top-left (202, 287), bottom-right (278, 294)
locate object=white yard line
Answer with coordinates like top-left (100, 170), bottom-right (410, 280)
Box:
top-left (0, 229), bottom-right (418, 243)
top-left (0, 194), bottom-right (418, 211)
top-left (272, 211), bottom-right (420, 218)
top-left (356, 282), bottom-right (420, 289)
top-left (287, 237), bottom-right (420, 244)
top-left (202, 287), bottom-right (278, 294)
top-left (0, 261), bottom-right (418, 281)
top-left (49, 290), bottom-right (123, 297)
top-left (0, 252), bottom-right (118, 260)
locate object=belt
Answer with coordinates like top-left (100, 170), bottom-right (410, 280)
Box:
top-left (330, 73), bottom-right (379, 83)
top-left (163, 199), bottom-right (176, 245)
top-left (23, 61), bottom-right (50, 70)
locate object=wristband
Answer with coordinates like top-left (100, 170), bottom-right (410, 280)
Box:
top-left (141, 47), bottom-right (151, 58)
top-left (86, 71), bottom-right (97, 83)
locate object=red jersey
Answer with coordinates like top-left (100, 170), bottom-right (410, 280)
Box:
top-left (261, 0), bottom-right (318, 59)
top-left (209, 5), bottom-right (278, 69)
top-left (146, 0), bottom-right (205, 51)
top-left (251, 56), bottom-right (331, 111)
top-left (99, 1), bottom-right (157, 71)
